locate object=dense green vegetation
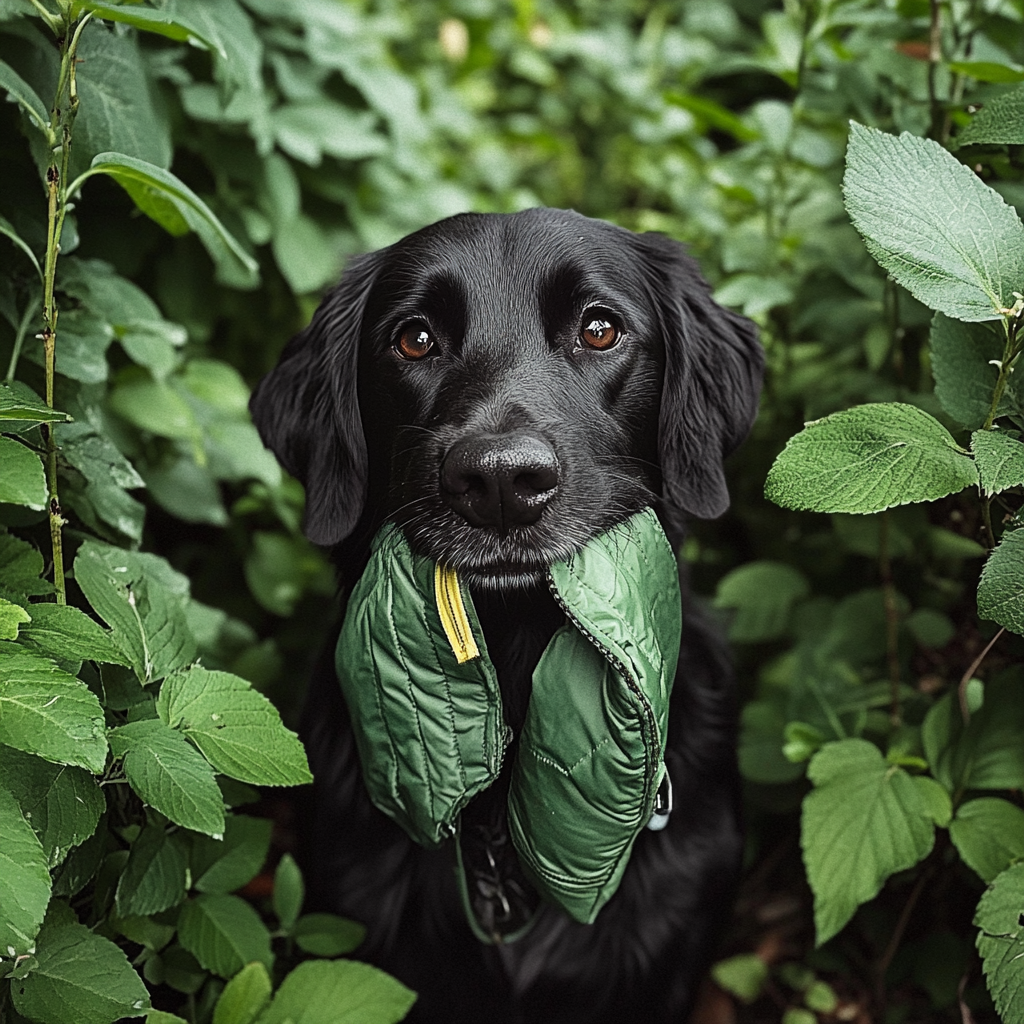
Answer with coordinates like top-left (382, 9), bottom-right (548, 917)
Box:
top-left (1, 0), bottom-right (1023, 1021)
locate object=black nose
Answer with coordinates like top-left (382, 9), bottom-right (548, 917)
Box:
top-left (440, 433), bottom-right (560, 529)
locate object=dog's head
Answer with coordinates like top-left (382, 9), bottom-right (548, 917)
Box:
top-left (251, 209), bottom-right (762, 588)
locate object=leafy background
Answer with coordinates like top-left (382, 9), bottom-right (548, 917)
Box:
top-left (2, 0), bottom-right (1024, 1021)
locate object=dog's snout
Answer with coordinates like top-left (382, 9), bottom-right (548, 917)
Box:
top-left (441, 433), bottom-right (559, 529)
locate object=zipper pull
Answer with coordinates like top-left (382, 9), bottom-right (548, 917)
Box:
top-left (435, 563), bottom-right (480, 664)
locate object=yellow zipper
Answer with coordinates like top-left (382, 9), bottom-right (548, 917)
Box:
top-left (434, 563), bottom-right (480, 664)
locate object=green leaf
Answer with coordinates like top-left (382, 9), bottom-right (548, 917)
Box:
top-left (973, 430), bottom-right (1024, 496)
top-left (0, 746), bottom-right (104, 865)
top-left (0, 783), bottom-right (50, 955)
top-left (0, 216), bottom-right (42, 281)
top-left (0, 437), bottom-right (47, 510)
top-left (147, 1013), bottom-right (188, 1024)
top-left (0, 57), bottom-right (51, 140)
top-left (843, 122), bottom-right (1024, 321)
top-left (959, 86), bottom-right (1024, 146)
top-left (72, 153), bottom-right (258, 288)
top-left (18, 604), bottom-right (128, 666)
top-left (930, 315), bottom-right (1022, 429)
top-left (293, 913), bottom-right (366, 957)
top-left (191, 814), bottom-right (272, 894)
top-left (0, 382), bottom-right (68, 425)
top-left (74, 541), bottom-right (197, 682)
top-left (257, 959), bottom-right (416, 1024)
top-left (0, 533), bottom-right (51, 600)
top-left (712, 561), bottom-right (809, 642)
top-left (108, 719), bottom-right (225, 837)
top-left (80, 3), bottom-right (224, 52)
top-left (157, 666), bottom-right (311, 786)
top-left (273, 853), bottom-right (304, 932)
top-left (108, 376), bottom-right (199, 441)
top-left (0, 596), bottom-right (30, 639)
top-left (10, 919), bottom-right (150, 1024)
top-left (905, 608), bottom-right (955, 649)
top-left (975, 862), bottom-right (1024, 1021)
top-left (115, 824), bottom-right (188, 917)
top-left (112, 915), bottom-right (175, 953)
top-left (212, 961), bottom-right (271, 1024)
top-left (711, 953), bottom-right (768, 1003)
top-left (950, 798), bottom-right (1024, 883)
top-left (913, 775), bottom-right (953, 828)
top-left (978, 530), bottom-right (1024, 635)
top-left (0, 649), bottom-right (107, 772)
top-left (61, 430), bottom-right (144, 490)
top-left (765, 403), bottom-right (979, 514)
top-left (738, 702), bottom-right (805, 784)
top-left (272, 102), bottom-right (386, 168)
top-left (948, 60), bottom-right (1024, 84)
top-left (802, 738), bottom-right (935, 945)
top-left (177, 893), bottom-right (272, 978)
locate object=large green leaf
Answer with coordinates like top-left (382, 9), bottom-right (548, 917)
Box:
top-left (930, 315), bottom-right (1023, 429)
top-left (976, 862), bottom-right (1024, 1023)
top-left (190, 813), bottom-right (272, 894)
top-left (0, 436), bottom-right (47, 510)
top-left (81, 3), bottom-right (224, 52)
top-left (950, 798), bottom-right (1024, 883)
top-left (10, 918), bottom-right (150, 1024)
top-left (257, 958), bottom-right (416, 1024)
top-left (0, 746), bottom-right (104, 866)
top-left (272, 853), bottom-right (304, 933)
top-left (17, 603), bottom-right (128, 666)
top-left (802, 739), bottom-right (935, 945)
top-left (71, 154), bottom-right (258, 288)
top-left (292, 913), bottom-right (366, 957)
top-left (0, 56), bottom-right (51, 141)
top-left (977, 530), bottom-right (1024, 635)
top-left (212, 961), bottom-right (271, 1024)
top-left (115, 824), bottom-right (188, 917)
top-left (0, 382), bottom-right (68, 424)
top-left (959, 86), bottom-right (1024, 146)
top-left (765, 403), bottom-right (979, 514)
top-left (0, 649), bottom-right (107, 773)
top-left (108, 719), bottom-right (225, 837)
top-left (0, 532), bottom-right (51, 600)
top-left (74, 541), bottom-right (196, 682)
top-left (843, 122), bottom-right (1024, 321)
top-left (973, 429), bottom-right (1024, 496)
top-left (157, 666), bottom-right (311, 786)
top-left (0, 596), bottom-right (29, 640)
top-left (713, 561), bottom-right (809, 642)
top-left (177, 893), bottom-right (272, 978)
top-left (0, 783), bottom-right (50, 955)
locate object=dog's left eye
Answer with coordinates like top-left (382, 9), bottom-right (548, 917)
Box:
top-left (396, 325), bottom-right (435, 360)
top-left (580, 313), bottom-right (620, 350)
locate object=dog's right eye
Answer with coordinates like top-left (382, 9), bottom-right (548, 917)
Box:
top-left (396, 325), bottom-right (435, 360)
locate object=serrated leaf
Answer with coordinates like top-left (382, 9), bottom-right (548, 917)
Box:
top-left (0, 436), bottom-right (47, 510)
top-left (0, 596), bottom-right (30, 639)
top-left (975, 862), bottom-right (1024, 1021)
top-left (115, 824), bottom-right (187, 917)
top-left (959, 86), bottom-right (1024, 146)
top-left (61, 431), bottom-right (144, 490)
top-left (0, 783), bottom-right (50, 955)
top-left (191, 814), bottom-right (272, 894)
top-left (292, 913), bottom-right (366, 957)
top-left (0, 746), bottom-right (104, 865)
top-left (713, 561), bottom-right (809, 642)
top-left (843, 122), bottom-right (1024, 321)
top-left (973, 430), bottom-right (1024, 495)
top-left (0, 533), bottom-right (51, 600)
top-left (73, 153), bottom-right (258, 287)
top-left (212, 960), bottom-right (271, 1024)
top-left (0, 649), bottom-right (107, 772)
top-left (10, 919), bottom-right (150, 1024)
top-left (950, 798), bottom-right (1024, 883)
top-left (157, 666), bottom-right (311, 786)
top-left (258, 958), bottom-right (416, 1024)
top-left (765, 403), bottom-right (979, 514)
top-left (273, 853), bottom-right (303, 932)
top-left (978, 530), bottom-right (1024, 635)
top-left (108, 720), bottom-right (224, 837)
top-left (913, 775), bottom-right (952, 828)
top-left (802, 738), bottom-right (935, 945)
top-left (0, 382), bottom-right (68, 424)
top-left (177, 893), bottom-right (272, 978)
top-left (0, 57), bottom-right (51, 140)
top-left (18, 604), bottom-right (128, 666)
top-left (930, 314), bottom-right (1023, 429)
top-left (74, 541), bottom-right (196, 682)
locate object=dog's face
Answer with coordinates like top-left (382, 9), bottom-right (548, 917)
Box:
top-left (251, 209), bottom-right (762, 585)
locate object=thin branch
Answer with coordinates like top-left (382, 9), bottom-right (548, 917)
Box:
top-left (958, 627), bottom-right (1005, 723)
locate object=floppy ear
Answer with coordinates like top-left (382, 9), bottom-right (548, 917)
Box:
top-left (250, 251), bottom-right (381, 546)
top-left (636, 233), bottom-right (764, 519)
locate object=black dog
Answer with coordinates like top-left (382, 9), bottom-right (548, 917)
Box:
top-left (251, 208), bottom-right (762, 1023)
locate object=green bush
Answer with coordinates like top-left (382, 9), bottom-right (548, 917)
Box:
top-left (2, 0), bottom-right (1024, 1021)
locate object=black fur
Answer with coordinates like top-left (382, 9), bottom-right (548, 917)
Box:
top-left (251, 208), bottom-right (763, 1023)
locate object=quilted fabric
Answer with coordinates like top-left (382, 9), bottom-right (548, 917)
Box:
top-left (335, 508), bottom-right (681, 923)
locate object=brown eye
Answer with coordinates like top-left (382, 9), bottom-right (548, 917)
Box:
top-left (397, 324), bottom-right (435, 360)
top-left (580, 314), bottom-right (620, 350)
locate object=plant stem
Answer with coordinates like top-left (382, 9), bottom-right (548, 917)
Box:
top-left (876, 862), bottom-right (933, 1007)
top-left (879, 510), bottom-right (902, 726)
top-left (4, 295), bottom-right (40, 382)
top-left (927, 0), bottom-right (943, 139)
top-left (982, 321), bottom-right (1021, 431)
top-left (958, 627), bottom-right (1005, 723)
